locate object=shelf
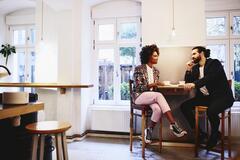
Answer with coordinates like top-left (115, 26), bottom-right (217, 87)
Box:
top-left (0, 83), bottom-right (94, 94)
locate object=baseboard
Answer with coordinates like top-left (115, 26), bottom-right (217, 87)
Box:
top-left (66, 130), bottom-right (240, 145)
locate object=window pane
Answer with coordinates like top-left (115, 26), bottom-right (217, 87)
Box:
top-left (206, 17), bottom-right (226, 36)
top-left (119, 23), bottom-right (137, 40)
top-left (234, 43), bottom-right (240, 101)
top-left (14, 30), bottom-right (26, 45)
top-left (98, 49), bottom-right (114, 100)
top-left (98, 24), bottom-right (114, 41)
top-left (232, 16), bottom-right (240, 36)
top-left (17, 51), bottom-right (25, 91)
top-left (27, 51), bottom-right (36, 83)
top-left (29, 29), bottom-right (36, 45)
top-left (207, 44), bottom-right (226, 68)
top-left (119, 47), bottom-right (136, 100)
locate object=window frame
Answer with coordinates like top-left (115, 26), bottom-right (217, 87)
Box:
top-left (206, 12), bottom-right (229, 40)
top-left (93, 17), bottom-right (141, 105)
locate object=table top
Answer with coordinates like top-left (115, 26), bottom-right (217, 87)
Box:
top-left (0, 102), bottom-right (44, 120)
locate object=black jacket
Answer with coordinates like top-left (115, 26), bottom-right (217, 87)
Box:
top-left (184, 58), bottom-right (234, 102)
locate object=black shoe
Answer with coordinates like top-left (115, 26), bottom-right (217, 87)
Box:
top-left (206, 131), bottom-right (221, 150)
top-left (144, 128), bottom-right (152, 143)
top-left (170, 123), bottom-right (187, 137)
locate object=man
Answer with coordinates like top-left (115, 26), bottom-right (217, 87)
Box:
top-left (180, 46), bottom-right (234, 149)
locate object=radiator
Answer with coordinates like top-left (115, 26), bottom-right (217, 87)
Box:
top-left (90, 109), bottom-right (130, 132)
top-left (225, 112), bottom-right (240, 137)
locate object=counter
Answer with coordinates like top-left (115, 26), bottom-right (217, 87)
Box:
top-left (0, 83), bottom-right (94, 94)
top-left (0, 102), bottom-right (44, 120)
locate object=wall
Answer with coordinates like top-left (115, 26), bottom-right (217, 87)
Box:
top-left (156, 47), bottom-right (192, 83)
top-left (6, 8), bottom-right (35, 25)
top-left (206, 0), bottom-right (240, 11)
top-left (35, 1), bottom-right (58, 83)
top-left (142, 0), bottom-right (205, 47)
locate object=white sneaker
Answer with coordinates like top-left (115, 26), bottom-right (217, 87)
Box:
top-left (170, 123), bottom-right (187, 137)
top-left (144, 128), bottom-right (152, 143)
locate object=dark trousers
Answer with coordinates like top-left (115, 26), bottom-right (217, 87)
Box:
top-left (180, 95), bottom-right (233, 134)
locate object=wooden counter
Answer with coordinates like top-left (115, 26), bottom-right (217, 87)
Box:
top-left (0, 83), bottom-right (94, 94)
top-left (0, 102), bottom-right (44, 120)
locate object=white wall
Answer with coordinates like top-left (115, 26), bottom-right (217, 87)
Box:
top-left (35, 1), bottom-right (58, 83)
top-left (92, 0), bottom-right (141, 18)
top-left (0, 15), bottom-right (5, 45)
top-left (6, 8), bottom-right (35, 25)
top-left (142, 0), bottom-right (205, 47)
top-left (206, 0), bottom-right (240, 11)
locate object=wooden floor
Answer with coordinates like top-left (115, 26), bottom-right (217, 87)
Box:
top-left (52, 136), bottom-right (240, 160)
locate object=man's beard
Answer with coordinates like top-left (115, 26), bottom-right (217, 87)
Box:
top-left (192, 56), bottom-right (201, 64)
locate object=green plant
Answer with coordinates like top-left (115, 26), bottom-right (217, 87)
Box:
top-left (234, 81), bottom-right (240, 101)
top-left (0, 43), bottom-right (16, 65)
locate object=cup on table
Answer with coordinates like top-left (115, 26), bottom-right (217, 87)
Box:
top-left (179, 81), bottom-right (185, 85)
top-left (163, 81), bottom-right (171, 85)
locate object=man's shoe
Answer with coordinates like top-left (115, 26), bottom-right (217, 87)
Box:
top-left (206, 131), bottom-right (221, 150)
top-left (144, 128), bottom-right (152, 143)
top-left (170, 123), bottom-right (187, 137)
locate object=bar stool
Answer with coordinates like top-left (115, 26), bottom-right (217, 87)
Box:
top-left (129, 80), bottom-right (163, 159)
top-left (26, 121), bottom-right (71, 160)
top-left (195, 106), bottom-right (231, 160)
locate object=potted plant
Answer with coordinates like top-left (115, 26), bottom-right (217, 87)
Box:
top-left (0, 43), bottom-right (16, 65)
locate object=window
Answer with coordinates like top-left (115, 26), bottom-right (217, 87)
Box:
top-left (10, 25), bottom-right (36, 92)
top-left (206, 11), bottom-right (240, 102)
top-left (93, 17), bottom-right (141, 105)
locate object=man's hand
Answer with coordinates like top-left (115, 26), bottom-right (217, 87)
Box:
top-left (184, 83), bottom-right (195, 90)
top-left (186, 60), bottom-right (194, 71)
top-left (155, 81), bottom-right (165, 86)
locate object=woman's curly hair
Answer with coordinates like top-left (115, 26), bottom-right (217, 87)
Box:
top-left (140, 44), bottom-right (159, 64)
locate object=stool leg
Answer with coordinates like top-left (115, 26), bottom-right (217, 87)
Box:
top-left (32, 134), bottom-right (39, 160)
top-left (55, 133), bottom-right (63, 160)
top-left (195, 107), bottom-right (199, 157)
top-left (221, 112), bottom-right (225, 160)
top-left (39, 134), bottom-right (46, 160)
top-left (141, 110), bottom-right (146, 158)
top-left (130, 108), bottom-right (133, 152)
top-left (159, 116), bottom-right (162, 153)
top-left (228, 111), bottom-right (231, 158)
top-left (61, 132), bottom-right (69, 160)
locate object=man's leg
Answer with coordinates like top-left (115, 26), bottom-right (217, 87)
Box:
top-left (206, 97), bottom-right (234, 149)
top-left (180, 96), bottom-right (208, 129)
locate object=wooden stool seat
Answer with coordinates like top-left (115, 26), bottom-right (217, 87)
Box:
top-left (26, 121), bottom-right (71, 134)
top-left (26, 121), bottom-right (71, 160)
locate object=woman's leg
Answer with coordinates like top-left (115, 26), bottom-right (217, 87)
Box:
top-left (149, 103), bottom-right (162, 129)
top-left (135, 92), bottom-right (187, 137)
top-left (135, 92), bottom-right (173, 123)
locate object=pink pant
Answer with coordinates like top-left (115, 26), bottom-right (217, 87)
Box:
top-left (135, 92), bottom-right (171, 122)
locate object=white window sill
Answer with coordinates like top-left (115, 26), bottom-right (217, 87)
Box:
top-left (89, 105), bottom-right (130, 111)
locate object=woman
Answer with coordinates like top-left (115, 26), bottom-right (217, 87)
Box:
top-left (133, 44), bottom-right (187, 143)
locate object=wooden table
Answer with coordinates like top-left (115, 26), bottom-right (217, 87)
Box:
top-left (157, 84), bottom-right (191, 95)
top-left (0, 83), bottom-right (94, 94)
top-left (0, 102), bottom-right (44, 120)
